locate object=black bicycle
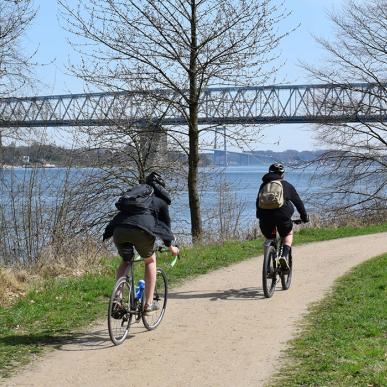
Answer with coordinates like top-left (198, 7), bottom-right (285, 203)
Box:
top-left (262, 219), bottom-right (302, 298)
top-left (107, 248), bottom-right (178, 345)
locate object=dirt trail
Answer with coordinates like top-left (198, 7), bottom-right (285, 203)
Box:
top-left (2, 233), bottom-right (387, 387)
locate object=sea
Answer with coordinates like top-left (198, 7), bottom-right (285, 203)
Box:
top-left (0, 165), bottom-right (321, 236)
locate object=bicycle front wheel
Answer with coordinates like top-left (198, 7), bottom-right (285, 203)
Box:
top-left (108, 276), bottom-right (133, 345)
top-left (142, 268), bottom-right (168, 330)
top-left (262, 245), bottom-right (277, 298)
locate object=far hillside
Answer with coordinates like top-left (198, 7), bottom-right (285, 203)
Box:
top-left (1, 142), bottom-right (324, 168)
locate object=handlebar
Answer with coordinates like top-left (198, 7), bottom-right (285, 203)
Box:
top-left (156, 245), bottom-right (180, 267)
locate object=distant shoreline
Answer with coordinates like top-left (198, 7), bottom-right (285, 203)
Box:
top-left (1, 164), bottom-right (61, 169)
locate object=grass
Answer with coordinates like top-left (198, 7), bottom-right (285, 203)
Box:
top-left (0, 222), bottom-right (386, 378)
top-left (294, 221), bottom-right (387, 245)
top-left (271, 253), bottom-right (387, 387)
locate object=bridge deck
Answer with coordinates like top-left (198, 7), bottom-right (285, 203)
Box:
top-left (0, 83), bottom-right (386, 128)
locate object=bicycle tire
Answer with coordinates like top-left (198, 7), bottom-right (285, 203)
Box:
top-left (108, 276), bottom-right (133, 345)
top-left (280, 249), bottom-right (293, 290)
top-left (262, 245), bottom-right (277, 298)
top-left (142, 268), bottom-right (168, 330)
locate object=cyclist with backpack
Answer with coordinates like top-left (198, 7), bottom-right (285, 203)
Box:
top-left (103, 172), bottom-right (179, 314)
top-left (256, 163), bottom-right (309, 271)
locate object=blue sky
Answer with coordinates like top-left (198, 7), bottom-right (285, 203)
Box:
top-left (25, 0), bottom-right (345, 150)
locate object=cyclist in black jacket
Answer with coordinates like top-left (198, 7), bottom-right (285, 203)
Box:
top-left (256, 163), bottom-right (309, 270)
top-left (103, 172), bottom-right (179, 314)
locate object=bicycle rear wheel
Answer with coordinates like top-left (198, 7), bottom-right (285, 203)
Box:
top-left (262, 245), bottom-right (277, 298)
top-left (280, 249), bottom-right (293, 290)
top-left (142, 268), bottom-right (168, 330)
top-left (108, 276), bottom-right (133, 345)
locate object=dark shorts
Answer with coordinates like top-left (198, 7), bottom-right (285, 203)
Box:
top-left (259, 218), bottom-right (293, 239)
top-left (113, 226), bottom-right (156, 261)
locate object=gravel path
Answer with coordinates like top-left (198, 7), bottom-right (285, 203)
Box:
top-left (2, 232), bottom-right (386, 387)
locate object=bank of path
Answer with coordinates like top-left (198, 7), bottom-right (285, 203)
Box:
top-left (2, 232), bottom-right (387, 387)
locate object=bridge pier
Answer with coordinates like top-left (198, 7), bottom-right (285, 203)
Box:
top-left (137, 124), bottom-right (168, 169)
top-left (214, 126), bottom-right (228, 167)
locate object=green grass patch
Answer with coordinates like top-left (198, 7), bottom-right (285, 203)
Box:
top-left (0, 222), bottom-right (386, 378)
top-left (0, 274), bottom-right (115, 377)
top-left (271, 253), bottom-right (387, 387)
top-left (295, 222), bottom-right (387, 245)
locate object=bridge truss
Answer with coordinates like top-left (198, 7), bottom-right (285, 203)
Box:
top-left (0, 83), bottom-right (386, 128)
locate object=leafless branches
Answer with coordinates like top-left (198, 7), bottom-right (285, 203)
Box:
top-left (304, 0), bottom-right (387, 218)
top-left (58, 0), bottom-right (291, 240)
top-left (0, 0), bottom-right (37, 95)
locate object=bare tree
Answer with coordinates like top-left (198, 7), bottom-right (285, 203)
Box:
top-left (203, 177), bottom-right (248, 242)
top-left (304, 0), bottom-right (387, 219)
top-left (0, 0), bottom-right (37, 164)
top-left (0, 0), bottom-right (36, 95)
top-left (0, 162), bottom-right (102, 266)
top-left (71, 119), bottom-right (186, 233)
top-left (58, 0), bottom-right (290, 241)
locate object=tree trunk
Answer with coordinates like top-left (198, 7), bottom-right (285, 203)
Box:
top-left (188, 0), bottom-right (202, 242)
top-left (0, 130), bottom-right (3, 168)
top-left (188, 113), bottom-right (202, 242)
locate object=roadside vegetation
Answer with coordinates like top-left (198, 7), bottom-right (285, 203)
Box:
top-left (271, 253), bottom-right (387, 387)
top-left (0, 222), bottom-right (386, 378)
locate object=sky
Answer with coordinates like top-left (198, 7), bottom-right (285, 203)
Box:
top-left (24, 0), bottom-right (346, 151)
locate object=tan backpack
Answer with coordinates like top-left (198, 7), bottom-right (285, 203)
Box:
top-left (258, 180), bottom-right (284, 209)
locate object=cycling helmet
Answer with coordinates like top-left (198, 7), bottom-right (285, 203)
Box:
top-left (145, 171), bottom-right (166, 188)
top-left (269, 163), bottom-right (285, 175)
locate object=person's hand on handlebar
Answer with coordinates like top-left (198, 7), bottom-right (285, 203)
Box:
top-left (169, 245), bottom-right (180, 256)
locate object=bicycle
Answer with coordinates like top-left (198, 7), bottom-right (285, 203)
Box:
top-left (107, 247), bottom-right (179, 346)
top-left (262, 219), bottom-right (302, 298)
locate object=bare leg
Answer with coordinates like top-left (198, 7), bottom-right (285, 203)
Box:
top-left (116, 260), bottom-right (131, 280)
top-left (282, 230), bottom-right (293, 247)
top-left (114, 261), bottom-right (132, 299)
top-left (144, 253), bottom-right (157, 307)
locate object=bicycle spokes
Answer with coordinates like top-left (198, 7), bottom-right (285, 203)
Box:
top-left (108, 278), bottom-right (132, 345)
top-left (142, 268), bottom-right (168, 331)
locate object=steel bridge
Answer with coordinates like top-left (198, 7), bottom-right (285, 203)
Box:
top-left (0, 83), bottom-right (386, 128)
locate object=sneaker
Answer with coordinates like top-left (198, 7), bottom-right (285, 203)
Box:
top-left (143, 302), bottom-right (160, 315)
top-left (278, 256), bottom-right (290, 272)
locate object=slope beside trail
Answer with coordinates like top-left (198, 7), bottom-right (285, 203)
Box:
top-left (2, 232), bottom-right (387, 387)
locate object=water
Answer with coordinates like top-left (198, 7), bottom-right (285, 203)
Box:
top-left (171, 166), bottom-right (318, 231)
top-left (0, 165), bottom-right (319, 237)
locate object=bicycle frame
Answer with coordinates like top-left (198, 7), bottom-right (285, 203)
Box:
top-left (108, 249), bottom-right (172, 345)
top-left (262, 220), bottom-right (301, 298)
top-left (124, 250), bottom-right (174, 319)
top-left (264, 236), bottom-right (282, 265)
top-left (123, 256), bottom-right (145, 319)
top-left (264, 218), bottom-right (302, 261)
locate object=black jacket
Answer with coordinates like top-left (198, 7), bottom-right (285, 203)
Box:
top-left (256, 172), bottom-right (308, 222)
top-left (103, 183), bottom-right (174, 246)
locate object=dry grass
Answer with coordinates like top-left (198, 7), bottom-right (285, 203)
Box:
top-left (0, 237), bottom-right (113, 307)
top-left (307, 211), bottom-right (387, 228)
top-left (0, 267), bottom-right (28, 307)
top-left (33, 237), bottom-right (112, 278)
